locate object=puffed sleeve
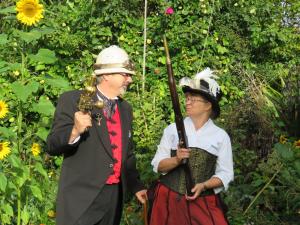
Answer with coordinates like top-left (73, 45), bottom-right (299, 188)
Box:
top-left (151, 125), bottom-right (176, 173)
top-left (213, 132), bottom-right (234, 193)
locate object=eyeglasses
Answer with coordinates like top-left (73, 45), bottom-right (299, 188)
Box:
top-left (119, 73), bottom-right (133, 78)
top-left (185, 96), bottom-right (208, 104)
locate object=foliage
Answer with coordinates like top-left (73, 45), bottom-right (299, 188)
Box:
top-left (226, 141), bottom-right (300, 225)
top-left (0, 0), bottom-right (299, 224)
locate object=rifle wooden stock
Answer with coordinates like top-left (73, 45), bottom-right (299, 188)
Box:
top-left (163, 36), bottom-right (194, 196)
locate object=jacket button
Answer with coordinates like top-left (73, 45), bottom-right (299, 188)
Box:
top-left (109, 163), bottom-right (114, 168)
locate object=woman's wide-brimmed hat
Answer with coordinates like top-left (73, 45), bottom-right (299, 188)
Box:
top-left (93, 45), bottom-right (135, 75)
top-left (179, 68), bottom-right (222, 118)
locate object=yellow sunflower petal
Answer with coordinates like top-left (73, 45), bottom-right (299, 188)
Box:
top-left (0, 142), bottom-right (11, 160)
top-left (31, 143), bottom-right (41, 156)
top-left (16, 0), bottom-right (44, 26)
top-left (294, 140), bottom-right (300, 148)
top-left (0, 100), bottom-right (9, 119)
top-left (279, 135), bottom-right (287, 144)
top-left (47, 210), bottom-right (56, 218)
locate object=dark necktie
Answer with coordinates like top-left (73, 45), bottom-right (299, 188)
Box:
top-left (96, 89), bottom-right (117, 119)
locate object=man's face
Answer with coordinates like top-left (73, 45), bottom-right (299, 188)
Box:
top-left (105, 73), bottom-right (133, 96)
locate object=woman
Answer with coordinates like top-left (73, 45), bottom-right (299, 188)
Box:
top-left (150, 68), bottom-right (234, 225)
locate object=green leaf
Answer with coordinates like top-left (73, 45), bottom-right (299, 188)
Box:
top-left (45, 76), bottom-right (71, 89)
top-left (32, 96), bottom-right (55, 116)
top-left (34, 27), bottom-right (55, 35)
top-left (21, 207), bottom-right (30, 224)
top-left (294, 160), bottom-right (300, 175)
top-left (29, 48), bottom-right (57, 64)
top-left (1, 214), bottom-right (12, 224)
top-left (13, 30), bottom-right (42, 43)
top-left (7, 181), bottom-right (17, 191)
top-left (55, 156), bottom-right (63, 167)
top-left (0, 6), bottom-right (15, 14)
top-left (0, 60), bottom-right (7, 68)
top-left (11, 81), bottom-right (39, 102)
top-left (8, 154), bottom-right (22, 168)
top-left (9, 63), bottom-right (22, 71)
top-left (36, 127), bottom-right (49, 141)
top-left (0, 173), bottom-right (8, 192)
top-left (0, 34), bottom-right (9, 45)
top-left (0, 61), bottom-right (9, 73)
top-left (274, 143), bottom-right (294, 161)
top-left (2, 203), bottom-right (13, 217)
top-left (34, 162), bottom-right (48, 179)
top-left (216, 45), bottom-right (228, 54)
top-left (158, 56), bottom-right (166, 65)
top-left (30, 185), bottom-right (43, 201)
top-left (35, 64), bottom-right (46, 71)
top-left (0, 127), bottom-right (17, 139)
top-left (16, 167), bottom-right (30, 188)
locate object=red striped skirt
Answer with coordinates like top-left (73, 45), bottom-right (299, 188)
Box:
top-left (149, 183), bottom-right (228, 225)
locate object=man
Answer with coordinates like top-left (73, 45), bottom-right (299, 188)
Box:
top-left (47, 45), bottom-right (147, 225)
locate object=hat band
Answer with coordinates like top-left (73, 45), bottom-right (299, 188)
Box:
top-left (93, 62), bottom-right (134, 71)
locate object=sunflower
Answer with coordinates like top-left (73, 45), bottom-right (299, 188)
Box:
top-left (0, 141), bottom-right (11, 160)
top-left (0, 100), bottom-right (9, 119)
top-left (31, 143), bottom-right (41, 156)
top-left (16, 0), bottom-right (44, 26)
top-left (279, 135), bottom-right (287, 144)
top-left (47, 210), bottom-right (56, 218)
top-left (294, 140), bottom-right (300, 148)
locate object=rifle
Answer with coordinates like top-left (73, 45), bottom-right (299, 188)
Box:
top-left (163, 36), bottom-right (194, 196)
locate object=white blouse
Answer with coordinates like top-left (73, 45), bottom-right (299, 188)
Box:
top-left (151, 117), bottom-right (234, 193)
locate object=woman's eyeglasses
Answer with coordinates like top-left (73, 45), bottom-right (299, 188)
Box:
top-left (185, 96), bottom-right (208, 104)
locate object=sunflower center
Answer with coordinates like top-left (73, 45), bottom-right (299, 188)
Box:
top-left (24, 3), bottom-right (37, 17)
top-left (0, 143), bottom-right (3, 151)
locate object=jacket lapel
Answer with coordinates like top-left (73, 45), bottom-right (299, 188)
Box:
top-left (91, 95), bottom-right (113, 159)
top-left (118, 100), bottom-right (130, 162)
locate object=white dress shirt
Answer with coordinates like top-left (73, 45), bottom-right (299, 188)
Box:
top-left (151, 117), bottom-right (234, 193)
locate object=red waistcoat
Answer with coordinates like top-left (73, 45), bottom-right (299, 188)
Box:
top-left (105, 106), bottom-right (122, 184)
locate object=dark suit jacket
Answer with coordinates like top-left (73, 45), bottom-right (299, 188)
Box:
top-left (46, 90), bottom-right (144, 225)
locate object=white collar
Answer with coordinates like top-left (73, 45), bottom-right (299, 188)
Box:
top-left (96, 86), bottom-right (118, 100)
top-left (185, 117), bottom-right (213, 133)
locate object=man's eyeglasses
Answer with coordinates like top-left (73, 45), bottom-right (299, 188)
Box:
top-left (119, 73), bottom-right (133, 78)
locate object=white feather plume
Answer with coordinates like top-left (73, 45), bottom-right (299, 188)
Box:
top-left (194, 67), bottom-right (220, 97)
top-left (179, 77), bottom-right (194, 88)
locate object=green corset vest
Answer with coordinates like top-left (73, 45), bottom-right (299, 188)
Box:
top-left (159, 147), bottom-right (217, 195)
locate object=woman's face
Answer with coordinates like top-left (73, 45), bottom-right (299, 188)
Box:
top-left (184, 93), bottom-right (212, 118)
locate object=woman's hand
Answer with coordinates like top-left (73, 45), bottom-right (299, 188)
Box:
top-left (176, 147), bottom-right (190, 163)
top-left (186, 183), bottom-right (206, 201)
top-left (157, 147), bottom-right (190, 173)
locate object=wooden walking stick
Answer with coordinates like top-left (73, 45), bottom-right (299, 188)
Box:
top-left (143, 201), bottom-right (148, 225)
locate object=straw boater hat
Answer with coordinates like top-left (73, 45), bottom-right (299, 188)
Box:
top-left (179, 68), bottom-right (222, 118)
top-left (93, 45), bottom-right (135, 75)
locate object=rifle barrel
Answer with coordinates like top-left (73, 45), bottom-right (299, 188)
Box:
top-left (163, 35), bottom-right (195, 196)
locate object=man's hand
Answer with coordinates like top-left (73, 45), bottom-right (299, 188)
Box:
top-left (135, 189), bottom-right (148, 204)
top-left (68, 111), bottom-right (92, 143)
